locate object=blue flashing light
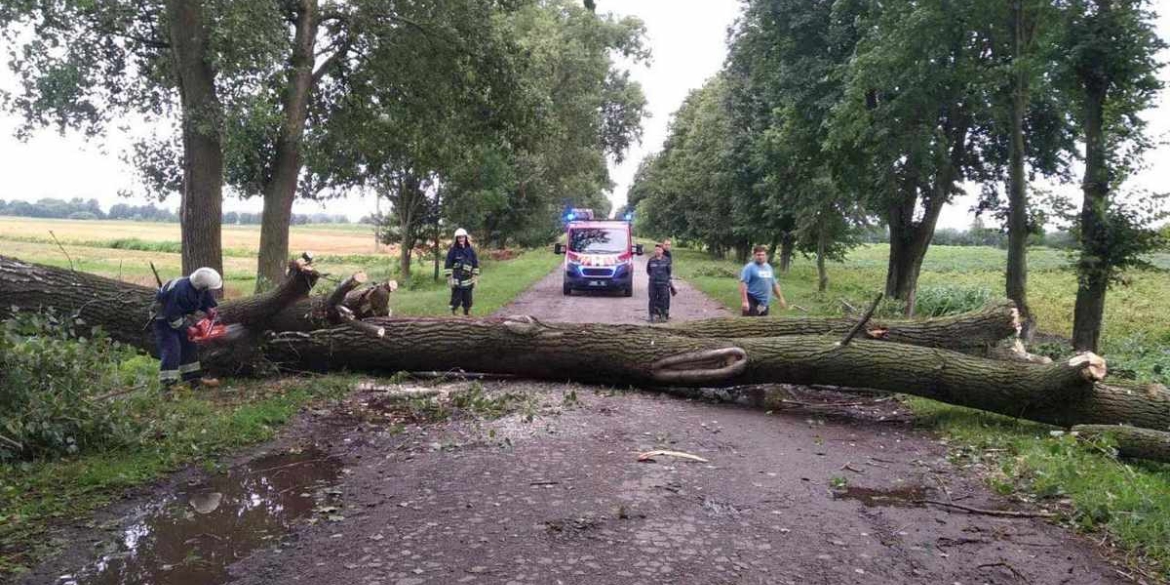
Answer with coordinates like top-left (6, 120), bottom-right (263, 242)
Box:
top-left (623, 212), bottom-right (634, 221)
top-left (566, 212), bottom-right (576, 221)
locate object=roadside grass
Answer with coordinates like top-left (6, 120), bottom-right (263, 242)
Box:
top-left (0, 375), bottom-right (354, 577)
top-left (671, 243), bottom-right (1170, 577)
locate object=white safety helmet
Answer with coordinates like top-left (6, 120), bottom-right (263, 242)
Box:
top-left (454, 228), bottom-right (469, 239)
top-left (190, 267), bottom-right (224, 291)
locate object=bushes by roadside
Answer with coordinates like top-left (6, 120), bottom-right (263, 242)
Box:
top-left (0, 312), bottom-right (156, 461)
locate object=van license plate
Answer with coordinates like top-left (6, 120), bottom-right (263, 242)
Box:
top-left (589, 280), bottom-right (603, 286)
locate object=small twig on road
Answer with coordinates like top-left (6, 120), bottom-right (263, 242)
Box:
top-left (978, 561), bottom-right (1029, 582)
top-left (529, 481), bottom-right (561, 486)
top-left (921, 500), bottom-right (1054, 518)
top-left (841, 462), bottom-right (864, 474)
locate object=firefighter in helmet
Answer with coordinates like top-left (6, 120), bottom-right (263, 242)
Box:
top-left (152, 267), bottom-right (222, 389)
top-left (444, 228), bottom-right (480, 316)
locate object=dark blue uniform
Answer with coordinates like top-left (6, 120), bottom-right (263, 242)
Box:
top-left (152, 277), bottom-right (217, 385)
top-left (445, 244), bottom-right (480, 315)
top-left (646, 255), bottom-right (672, 321)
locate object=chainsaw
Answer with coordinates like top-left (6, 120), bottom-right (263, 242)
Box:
top-left (188, 315), bottom-right (247, 344)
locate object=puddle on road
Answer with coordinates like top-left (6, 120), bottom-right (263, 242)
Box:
top-left (832, 485), bottom-right (929, 508)
top-left (60, 447), bottom-right (342, 585)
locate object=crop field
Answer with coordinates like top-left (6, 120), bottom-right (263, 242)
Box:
top-left (0, 217), bottom-right (560, 317)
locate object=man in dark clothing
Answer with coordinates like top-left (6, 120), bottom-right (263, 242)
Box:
top-left (153, 267), bottom-right (221, 389)
top-left (646, 243), bottom-right (673, 322)
top-left (444, 228), bottom-right (480, 316)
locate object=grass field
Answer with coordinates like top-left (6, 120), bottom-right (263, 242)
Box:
top-left (671, 243), bottom-right (1170, 578)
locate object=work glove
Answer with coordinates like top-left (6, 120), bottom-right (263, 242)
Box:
top-left (670, 284), bottom-right (678, 296)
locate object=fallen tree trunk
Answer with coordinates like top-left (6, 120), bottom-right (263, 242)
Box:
top-left (1073, 424), bottom-right (1170, 462)
top-left (3, 256), bottom-right (1167, 447)
top-left (666, 300), bottom-right (1021, 353)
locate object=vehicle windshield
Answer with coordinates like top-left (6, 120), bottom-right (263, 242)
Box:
top-left (569, 227), bottom-right (627, 254)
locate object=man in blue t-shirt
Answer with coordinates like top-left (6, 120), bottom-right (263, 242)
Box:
top-left (739, 245), bottom-right (788, 317)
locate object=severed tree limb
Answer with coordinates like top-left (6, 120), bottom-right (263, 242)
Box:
top-left (325, 271), bottom-right (368, 321)
top-left (839, 293), bottom-right (882, 346)
top-left (1073, 424), bottom-right (1170, 462)
top-left (665, 300), bottom-right (1021, 354)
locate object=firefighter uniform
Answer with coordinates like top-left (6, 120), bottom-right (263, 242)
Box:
top-left (153, 277), bottom-right (217, 387)
top-left (445, 244), bottom-right (480, 315)
top-left (646, 255), bottom-right (672, 322)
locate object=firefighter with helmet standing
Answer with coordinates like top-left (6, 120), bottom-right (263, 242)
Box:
top-left (445, 228), bottom-right (480, 315)
top-left (152, 267), bottom-right (222, 389)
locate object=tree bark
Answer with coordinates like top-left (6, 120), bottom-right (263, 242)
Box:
top-left (1005, 0), bottom-right (1035, 341)
top-left (165, 0), bottom-right (224, 280)
top-left (1073, 84), bottom-right (1110, 353)
top-left (885, 120), bottom-right (967, 316)
top-left (779, 233), bottom-right (794, 273)
top-left (665, 300), bottom-right (1020, 352)
top-left (1073, 424), bottom-right (1170, 462)
top-left (816, 225), bottom-right (828, 292)
top-left (255, 0), bottom-right (320, 292)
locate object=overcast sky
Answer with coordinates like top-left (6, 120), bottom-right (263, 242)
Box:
top-left (1, 0), bottom-right (1168, 230)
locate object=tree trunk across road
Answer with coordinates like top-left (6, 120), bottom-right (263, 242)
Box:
top-left (3, 255), bottom-right (1168, 458)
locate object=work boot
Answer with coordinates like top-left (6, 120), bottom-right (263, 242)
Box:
top-left (451, 307), bottom-right (457, 316)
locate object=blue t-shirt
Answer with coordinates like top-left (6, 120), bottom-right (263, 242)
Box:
top-left (740, 262), bottom-right (775, 304)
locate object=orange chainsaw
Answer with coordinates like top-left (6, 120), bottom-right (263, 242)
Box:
top-left (188, 316), bottom-right (246, 344)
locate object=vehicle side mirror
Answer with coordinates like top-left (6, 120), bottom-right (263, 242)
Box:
top-left (634, 244), bottom-right (644, 256)
top-left (554, 243), bottom-right (565, 255)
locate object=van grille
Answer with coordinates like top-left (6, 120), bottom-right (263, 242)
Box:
top-left (582, 268), bottom-right (612, 277)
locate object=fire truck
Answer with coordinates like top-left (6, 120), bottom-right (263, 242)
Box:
top-left (553, 208), bottom-right (644, 296)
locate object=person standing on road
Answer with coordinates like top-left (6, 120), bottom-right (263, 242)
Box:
top-left (739, 245), bottom-right (787, 317)
top-left (445, 228), bottom-right (480, 316)
top-left (646, 242), bottom-right (673, 322)
top-left (152, 267), bottom-right (222, 390)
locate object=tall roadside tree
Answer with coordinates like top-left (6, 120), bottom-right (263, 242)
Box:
top-left (0, 0), bottom-right (276, 276)
top-left (829, 0), bottom-right (998, 314)
top-left (1054, 0), bottom-right (1164, 352)
top-left (299, 0), bottom-right (543, 279)
top-left (726, 0), bottom-right (869, 289)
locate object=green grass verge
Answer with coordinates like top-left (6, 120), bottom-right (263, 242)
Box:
top-left (671, 243), bottom-right (1170, 577)
top-left (0, 375), bottom-right (354, 577)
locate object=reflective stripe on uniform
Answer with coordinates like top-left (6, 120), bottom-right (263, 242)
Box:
top-left (472, 267), bottom-right (481, 275)
top-left (159, 369), bottom-right (180, 382)
top-left (169, 317), bottom-right (185, 329)
top-left (179, 362), bottom-right (202, 374)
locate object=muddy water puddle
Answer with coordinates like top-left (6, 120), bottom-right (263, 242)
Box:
top-left (832, 485), bottom-right (929, 508)
top-left (59, 447), bottom-right (342, 585)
